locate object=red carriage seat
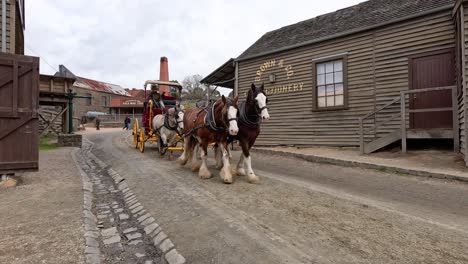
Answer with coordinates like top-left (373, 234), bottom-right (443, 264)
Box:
top-left (142, 94), bottom-right (178, 133)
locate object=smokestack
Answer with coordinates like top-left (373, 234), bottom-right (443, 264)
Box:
top-left (159, 57), bottom-right (169, 94)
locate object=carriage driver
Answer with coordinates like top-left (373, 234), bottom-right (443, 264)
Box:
top-left (148, 84), bottom-right (164, 109)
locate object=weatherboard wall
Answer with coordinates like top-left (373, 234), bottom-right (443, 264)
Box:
top-left (237, 10), bottom-right (455, 146)
top-left (463, 4), bottom-right (468, 164)
top-left (0, 0), bottom-right (23, 55)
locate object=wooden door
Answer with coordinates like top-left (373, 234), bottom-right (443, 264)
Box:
top-left (409, 50), bottom-right (455, 129)
top-left (0, 53), bottom-right (40, 173)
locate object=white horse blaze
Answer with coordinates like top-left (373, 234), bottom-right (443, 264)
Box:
top-left (177, 111), bottom-right (184, 130)
top-left (227, 106), bottom-right (239, 135)
top-left (256, 93), bottom-right (270, 120)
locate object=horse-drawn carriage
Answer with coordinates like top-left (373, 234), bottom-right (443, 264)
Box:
top-left (132, 80), bottom-right (270, 184)
top-left (133, 80), bottom-right (184, 155)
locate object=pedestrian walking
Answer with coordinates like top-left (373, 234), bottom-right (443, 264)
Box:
top-left (96, 117), bottom-right (101, 130)
top-left (123, 116), bottom-right (131, 130)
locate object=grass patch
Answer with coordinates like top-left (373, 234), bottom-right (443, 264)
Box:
top-left (39, 136), bottom-right (58, 151)
top-left (377, 167), bottom-right (388, 173)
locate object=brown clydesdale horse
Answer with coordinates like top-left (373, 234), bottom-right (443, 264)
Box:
top-left (177, 95), bottom-right (239, 184)
top-left (215, 83), bottom-right (270, 183)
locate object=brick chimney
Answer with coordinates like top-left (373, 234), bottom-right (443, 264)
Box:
top-left (159, 57), bottom-right (170, 94)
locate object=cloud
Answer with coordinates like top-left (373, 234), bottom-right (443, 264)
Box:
top-left (25, 0), bottom-right (364, 90)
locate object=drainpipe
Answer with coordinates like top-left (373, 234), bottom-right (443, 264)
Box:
top-left (1, 0), bottom-right (6, 52)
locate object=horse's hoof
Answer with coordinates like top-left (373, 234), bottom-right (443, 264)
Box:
top-left (199, 168), bottom-right (212, 179)
top-left (236, 168), bottom-right (246, 176)
top-left (247, 174), bottom-right (260, 184)
top-left (223, 178), bottom-right (233, 184)
top-left (220, 168), bottom-right (233, 184)
top-left (191, 163), bottom-right (201, 172)
top-left (177, 158), bottom-right (187, 166)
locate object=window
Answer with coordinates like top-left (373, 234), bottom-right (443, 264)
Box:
top-left (313, 55), bottom-right (347, 110)
top-left (102, 96), bottom-right (107, 107)
top-left (86, 93), bottom-right (92, 106)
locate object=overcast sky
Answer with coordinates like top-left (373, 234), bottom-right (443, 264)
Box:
top-left (25, 0), bottom-right (364, 91)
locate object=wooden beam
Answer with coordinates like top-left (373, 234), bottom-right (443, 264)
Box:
top-left (39, 106), bottom-right (68, 136)
top-left (402, 85), bottom-right (456, 94)
top-left (359, 118), bottom-right (364, 154)
top-left (400, 93), bottom-right (407, 153)
top-left (452, 87), bottom-right (460, 152)
top-left (407, 107), bottom-right (453, 113)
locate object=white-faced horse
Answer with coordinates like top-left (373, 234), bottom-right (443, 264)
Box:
top-left (152, 104), bottom-right (184, 151)
top-left (215, 83), bottom-right (270, 183)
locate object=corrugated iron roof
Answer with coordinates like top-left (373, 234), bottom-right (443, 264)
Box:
top-left (126, 88), bottom-right (145, 98)
top-left (74, 76), bottom-right (130, 96)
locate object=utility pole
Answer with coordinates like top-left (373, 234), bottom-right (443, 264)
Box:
top-left (66, 89), bottom-right (92, 134)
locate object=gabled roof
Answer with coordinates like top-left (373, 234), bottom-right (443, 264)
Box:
top-left (55, 65), bottom-right (130, 96)
top-left (238, 0), bottom-right (455, 60)
top-left (74, 77), bottom-right (130, 96)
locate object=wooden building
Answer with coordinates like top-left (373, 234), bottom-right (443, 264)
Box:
top-left (54, 65), bottom-right (130, 128)
top-left (0, 0), bottom-right (38, 174)
top-left (203, 0), bottom-right (468, 166)
top-left (38, 74), bottom-right (75, 134)
top-left (0, 0), bottom-right (24, 55)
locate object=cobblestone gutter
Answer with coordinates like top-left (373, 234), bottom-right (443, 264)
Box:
top-left (72, 140), bottom-right (186, 264)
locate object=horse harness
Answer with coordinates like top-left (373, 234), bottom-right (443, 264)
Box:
top-left (185, 99), bottom-right (237, 136)
top-left (238, 95), bottom-right (268, 127)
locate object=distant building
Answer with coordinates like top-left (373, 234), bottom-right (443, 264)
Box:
top-left (108, 96), bottom-right (145, 116)
top-left (55, 65), bottom-right (130, 126)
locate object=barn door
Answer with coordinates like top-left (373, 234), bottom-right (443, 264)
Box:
top-left (0, 53), bottom-right (40, 173)
top-left (409, 49), bottom-right (455, 129)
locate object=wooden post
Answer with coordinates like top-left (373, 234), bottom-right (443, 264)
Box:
top-left (400, 92), bottom-right (407, 153)
top-left (452, 86), bottom-right (460, 152)
top-left (359, 118), bottom-right (364, 154)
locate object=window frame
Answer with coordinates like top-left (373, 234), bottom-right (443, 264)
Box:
top-left (101, 95), bottom-right (108, 107)
top-left (85, 93), bottom-right (92, 106)
top-left (312, 54), bottom-right (348, 111)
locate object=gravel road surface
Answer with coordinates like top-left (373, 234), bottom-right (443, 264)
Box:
top-left (86, 130), bottom-right (468, 264)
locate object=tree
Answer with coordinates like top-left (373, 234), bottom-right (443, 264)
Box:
top-left (181, 74), bottom-right (205, 100)
top-left (181, 74), bottom-right (221, 101)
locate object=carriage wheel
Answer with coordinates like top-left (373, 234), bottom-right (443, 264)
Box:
top-left (139, 128), bottom-right (145, 153)
top-left (133, 119), bottom-right (139, 149)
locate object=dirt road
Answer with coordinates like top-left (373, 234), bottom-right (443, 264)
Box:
top-left (86, 130), bottom-right (468, 264)
top-left (0, 148), bottom-right (84, 264)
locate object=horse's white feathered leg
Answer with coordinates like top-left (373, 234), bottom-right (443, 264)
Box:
top-left (177, 136), bottom-right (190, 166)
top-left (236, 155), bottom-right (246, 176)
top-left (191, 145), bottom-right (201, 172)
top-left (198, 147), bottom-right (211, 179)
top-left (219, 143), bottom-right (233, 184)
top-left (245, 155), bottom-right (259, 184)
